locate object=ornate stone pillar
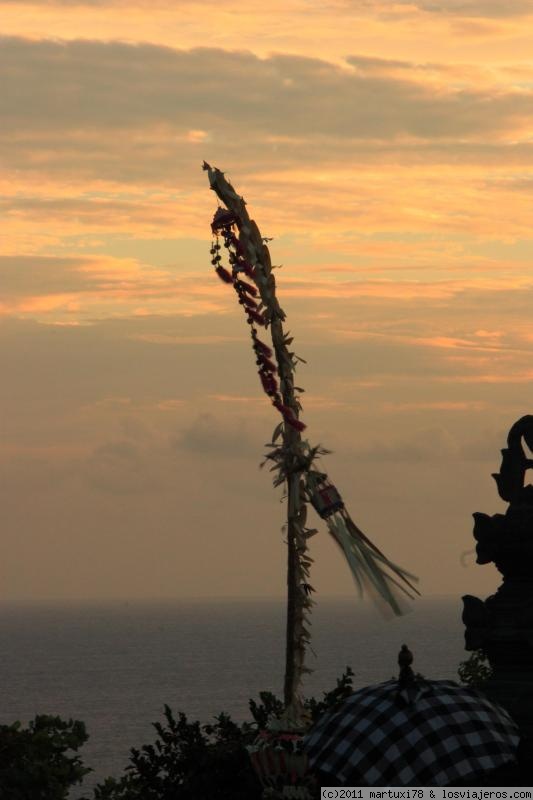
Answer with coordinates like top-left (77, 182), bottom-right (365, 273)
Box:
top-left (463, 415), bottom-right (533, 756)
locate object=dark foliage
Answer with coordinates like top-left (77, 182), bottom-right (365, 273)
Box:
top-left (0, 670), bottom-right (355, 799)
top-left (92, 667), bottom-right (355, 800)
top-left (0, 715), bottom-right (89, 800)
top-left (92, 706), bottom-right (260, 800)
top-left (457, 649), bottom-right (493, 688)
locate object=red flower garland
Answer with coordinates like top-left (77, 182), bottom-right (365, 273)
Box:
top-left (210, 217), bottom-right (306, 432)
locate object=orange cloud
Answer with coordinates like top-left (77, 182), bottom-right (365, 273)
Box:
top-left (131, 333), bottom-right (242, 344)
top-left (0, 254), bottom-right (240, 321)
top-left (3, 0), bottom-right (533, 69)
top-left (415, 335), bottom-right (502, 350)
top-left (0, 293), bottom-right (80, 315)
top-left (381, 400), bottom-right (487, 411)
top-left (435, 371), bottom-right (533, 384)
top-left (208, 394), bottom-right (260, 404)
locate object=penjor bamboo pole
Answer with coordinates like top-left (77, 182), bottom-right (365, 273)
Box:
top-left (202, 163), bottom-right (420, 721)
top-left (203, 162), bottom-right (311, 713)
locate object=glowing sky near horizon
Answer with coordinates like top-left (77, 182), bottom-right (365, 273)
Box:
top-left (2, 0), bottom-right (533, 606)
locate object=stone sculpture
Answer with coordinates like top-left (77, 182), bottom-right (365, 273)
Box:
top-left (463, 415), bottom-right (533, 753)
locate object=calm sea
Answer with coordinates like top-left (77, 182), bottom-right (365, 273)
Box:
top-left (0, 595), bottom-right (467, 797)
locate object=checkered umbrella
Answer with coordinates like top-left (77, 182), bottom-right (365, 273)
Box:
top-left (303, 676), bottom-right (519, 786)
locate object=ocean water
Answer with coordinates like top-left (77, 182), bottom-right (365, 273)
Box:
top-left (0, 595), bottom-right (467, 796)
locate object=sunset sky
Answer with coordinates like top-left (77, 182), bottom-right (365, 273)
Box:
top-left (2, 0), bottom-right (533, 606)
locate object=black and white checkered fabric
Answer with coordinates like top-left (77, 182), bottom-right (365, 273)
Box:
top-left (303, 679), bottom-right (519, 787)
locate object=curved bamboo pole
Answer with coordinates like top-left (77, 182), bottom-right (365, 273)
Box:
top-left (203, 163), bottom-right (311, 717)
top-left (202, 162), bottom-right (419, 724)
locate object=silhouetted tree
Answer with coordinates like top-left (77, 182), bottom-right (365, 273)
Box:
top-left (457, 649), bottom-right (493, 688)
top-left (0, 715), bottom-right (89, 800)
top-left (92, 668), bottom-right (355, 800)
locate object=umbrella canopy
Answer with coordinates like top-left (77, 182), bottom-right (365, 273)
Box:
top-left (303, 653), bottom-right (519, 787)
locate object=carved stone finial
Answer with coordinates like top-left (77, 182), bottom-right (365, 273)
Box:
top-left (492, 415), bottom-right (533, 505)
top-left (398, 644), bottom-right (415, 687)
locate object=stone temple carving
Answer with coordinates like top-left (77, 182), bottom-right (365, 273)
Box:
top-left (463, 415), bottom-right (533, 753)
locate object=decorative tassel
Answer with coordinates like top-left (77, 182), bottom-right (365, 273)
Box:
top-left (253, 339), bottom-right (273, 358)
top-left (272, 400), bottom-right (306, 431)
top-left (211, 208), bottom-right (237, 232)
top-left (273, 400), bottom-right (290, 415)
top-left (260, 371), bottom-right (278, 395)
top-left (247, 309), bottom-right (266, 326)
top-left (241, 294), bottom-right (258, 310)
top-left (241, 261), bottom-right (256, 279)
top-left (326, 515), bottom-right (416, 617)
top-left (286, 416), bottom-right (307, 432)
top-left (259, 355), bottom-right (277, 373)
top-left (238, 281), bottom-right (258, 297)
top-left (215, 266), bottom-right (234, 284)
